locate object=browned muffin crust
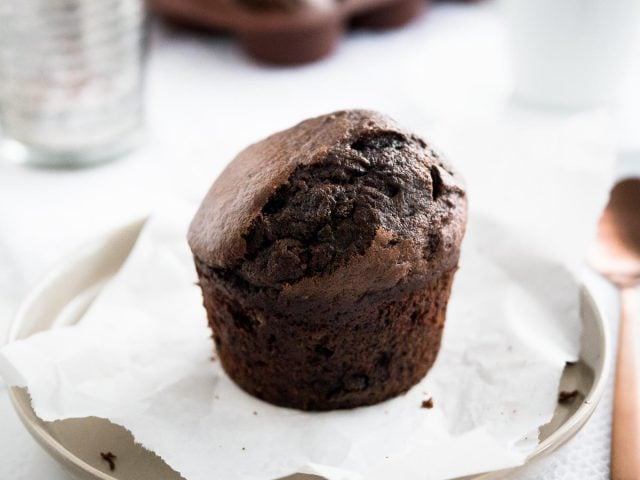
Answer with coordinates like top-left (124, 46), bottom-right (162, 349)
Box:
top-left (189, 110), bottom-right (467, 410)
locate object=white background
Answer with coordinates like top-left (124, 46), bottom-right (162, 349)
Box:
top-left (1, 1), bottom-right (639, 478)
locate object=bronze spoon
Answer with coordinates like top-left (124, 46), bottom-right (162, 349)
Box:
top-left (590, 178), bottom-right (640, 480)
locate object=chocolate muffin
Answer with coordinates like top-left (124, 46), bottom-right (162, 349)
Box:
top-left (188, 110), bottom-right (467, 410)
top-left (149, 0), bottom-right (425, 65)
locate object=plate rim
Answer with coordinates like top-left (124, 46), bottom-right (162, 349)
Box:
top-left (5, 220), bottom-right (612, 480)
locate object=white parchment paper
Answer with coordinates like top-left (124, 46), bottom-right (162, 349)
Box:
top-left (0, 113), bottom-right (613, 480)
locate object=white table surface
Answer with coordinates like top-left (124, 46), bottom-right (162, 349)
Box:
top-left (1, 1), bottom-right (639, 479)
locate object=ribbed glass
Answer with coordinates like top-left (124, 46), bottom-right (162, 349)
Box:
top-left (0, 0), bottom-right (145, 168)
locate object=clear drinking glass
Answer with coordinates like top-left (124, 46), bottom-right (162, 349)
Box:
top-left (0, 0), bottom-right (146, 168)
top-left (501, 0), bottom-right (640, 109)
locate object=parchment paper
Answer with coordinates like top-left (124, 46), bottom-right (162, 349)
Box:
top-left (0, 113), bottom-right (613, 480)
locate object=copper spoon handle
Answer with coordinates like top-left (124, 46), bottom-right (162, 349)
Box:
top-left (612, 287), bottom-right (640, 480)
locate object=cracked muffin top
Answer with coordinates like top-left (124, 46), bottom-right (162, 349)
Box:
top-left (188, 110), bottom-right (467, 298)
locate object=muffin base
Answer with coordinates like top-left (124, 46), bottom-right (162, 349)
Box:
top-left (196, 261), bottom-right (456, 411)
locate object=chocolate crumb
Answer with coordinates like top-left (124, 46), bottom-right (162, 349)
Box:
top-left (242, 447), bottom-right (246, 451)
top-left (421, 398), bottom-right (434, 409)
top-left (253, 411), bottom-right (258, 415)
top-left (100, 452), bottom-right (117, 471)
top-left (558, 390), bottom-right (581, 404)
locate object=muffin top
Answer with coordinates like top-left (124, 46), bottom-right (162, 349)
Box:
top-left (188, 110), bottom-right (467, 299)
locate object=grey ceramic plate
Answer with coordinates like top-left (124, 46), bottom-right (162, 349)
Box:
top-left (7, 220), bottom-right (610, 480)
